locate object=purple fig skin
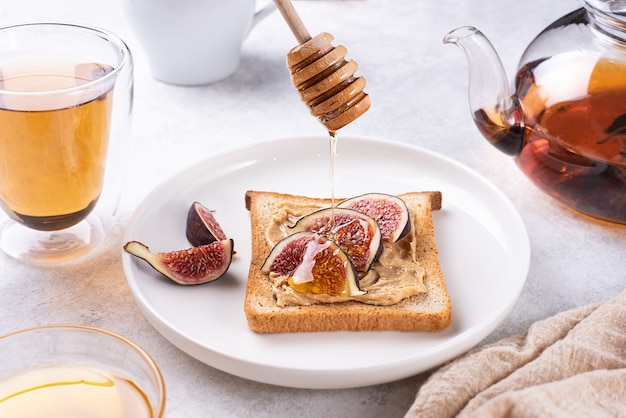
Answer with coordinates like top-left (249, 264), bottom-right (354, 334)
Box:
top-left (124, 239), bottom-right (234, 285)
top-left (338, 193), bottom-right (411, 242)
top-left (186, 201), bottom-right (228, 247)
top-left (261, 231), bottom-right (319, 276)
top-left (288, 207), bottom-right (382, 273)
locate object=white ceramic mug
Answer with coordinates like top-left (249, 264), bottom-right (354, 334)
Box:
top-left (123, 0), bottom-right (275, 85)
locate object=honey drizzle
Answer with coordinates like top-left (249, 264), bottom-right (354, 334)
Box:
top-left (329, 130), bottom-right (338, 231)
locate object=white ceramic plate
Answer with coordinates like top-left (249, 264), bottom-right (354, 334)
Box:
top-left (122, 136), bottom-right (530, 389)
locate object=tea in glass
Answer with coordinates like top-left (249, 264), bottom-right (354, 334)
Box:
top-left (0, 58), bottom-right (114, 231)
top-left (0, 23), bottom-right (133, 262)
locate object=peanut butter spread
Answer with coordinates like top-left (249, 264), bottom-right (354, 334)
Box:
top-left (265, 202), bottom-right (428, 307)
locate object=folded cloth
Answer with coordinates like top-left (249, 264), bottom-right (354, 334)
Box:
top-left (405, 289), bottom-right (626, 418)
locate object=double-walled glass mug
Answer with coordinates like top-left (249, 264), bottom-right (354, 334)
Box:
top-left (0, 23), bottom-right (133, 263)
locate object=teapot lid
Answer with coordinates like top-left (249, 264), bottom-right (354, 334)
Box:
top-left (585, 0), bottom-right (626, 14)
top-left (585, 0), bottom-right (626, 42)
top-left (584, 0), bottom-right (626, 18)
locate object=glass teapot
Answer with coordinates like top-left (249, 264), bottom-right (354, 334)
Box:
top-left (445, 0), bottom-right (626, 224)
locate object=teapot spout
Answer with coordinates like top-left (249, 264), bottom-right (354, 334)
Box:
top-left (444, 26), bottom-right (524, 156)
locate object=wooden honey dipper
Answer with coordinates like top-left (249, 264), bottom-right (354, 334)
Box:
top-left (273, 0), bottom-right (370, 131)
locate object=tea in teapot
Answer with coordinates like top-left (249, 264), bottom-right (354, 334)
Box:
top-left (446, 0), bottom-right (626, 224)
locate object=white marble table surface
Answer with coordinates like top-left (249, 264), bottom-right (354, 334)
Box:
top-left (2, 0), bottom-right (625, 416)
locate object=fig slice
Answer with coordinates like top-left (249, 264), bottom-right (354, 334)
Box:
top-left (261, 231), bottom-right (364, 297)
top-left (186, 201), bottom-right (228, 247)
top-left (124, 239), bottom-right (234, 285)
top-left (338, 193), bottom-right (411, 242)
top-left (288, 207), bottom-right (382, 273)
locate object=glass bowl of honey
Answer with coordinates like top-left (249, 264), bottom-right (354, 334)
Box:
top-left (0, 325), bottom-right (165, 417)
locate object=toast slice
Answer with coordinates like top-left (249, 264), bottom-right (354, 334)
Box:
top-left (244, 190), bottom-right (451, 333)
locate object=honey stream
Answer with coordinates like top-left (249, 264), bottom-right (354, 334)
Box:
top-left (329, 130), bottom-right (338, 231)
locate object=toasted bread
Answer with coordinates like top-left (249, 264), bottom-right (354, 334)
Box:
top-left (244, 190), bottom-right (451, 333)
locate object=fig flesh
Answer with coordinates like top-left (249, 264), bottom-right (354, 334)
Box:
top-left (289, 207), bottom-right (382, 272)
top-left (124, 239), bottom-right (234, 285)
top-left (338, 193), bottom-right (411, 242)
top-left (186, 201), bottom-right (228, 246)
top-left (261, 231), bottom-right (363, 297)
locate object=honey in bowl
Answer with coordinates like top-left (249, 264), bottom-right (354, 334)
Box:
top-left (0, 325), bottom-right (165, 418)
top-left (0, 365), bottom-right (152, 417)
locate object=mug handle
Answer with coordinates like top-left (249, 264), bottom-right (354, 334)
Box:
top-left (251, 1), bottom-right (277, 31)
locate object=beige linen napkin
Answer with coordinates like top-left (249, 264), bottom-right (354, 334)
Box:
top-left (405, 290), bottom-right (626, 418)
